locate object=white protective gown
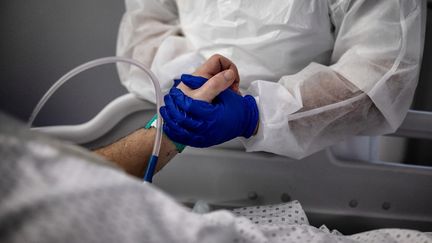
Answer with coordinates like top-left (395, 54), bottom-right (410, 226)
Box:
top-left (117, 0), bottom-right (425, 159)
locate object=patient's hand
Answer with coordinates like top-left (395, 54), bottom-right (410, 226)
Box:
top-left (177, 54), bottom-right (240, 102)
top-left (160, 54), bottom-right (259, 147)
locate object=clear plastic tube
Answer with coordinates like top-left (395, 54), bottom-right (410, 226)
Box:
top-left (28, 57), bottom-right (164, 177)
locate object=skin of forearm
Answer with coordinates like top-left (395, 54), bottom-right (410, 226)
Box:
top-left (94, 128), bottom-right (178, 178)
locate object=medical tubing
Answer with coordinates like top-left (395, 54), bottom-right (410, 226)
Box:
top-left (143, 155), bottom-right (159, 183)
top-left (28, 57), bottom-right (164, 174)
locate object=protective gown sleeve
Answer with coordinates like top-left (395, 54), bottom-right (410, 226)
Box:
top-left (117, 0), bottom-right (185, 102)
top-left (242, 0), bottom-right (424, 159)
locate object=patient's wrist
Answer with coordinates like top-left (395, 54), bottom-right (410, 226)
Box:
top-left (145, 114), bottom-right (186, 153)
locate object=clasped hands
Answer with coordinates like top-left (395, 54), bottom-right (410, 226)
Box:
top-left (160, 54), bottom-right (259, 147)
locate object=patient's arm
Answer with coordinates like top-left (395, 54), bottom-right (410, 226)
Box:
top-left (95, 54), bottom-right (239, 178)
top-left (94, 128), bottom-right (177, 178)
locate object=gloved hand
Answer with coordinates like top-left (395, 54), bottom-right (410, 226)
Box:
top-left (160, 74), bottom-right (259, 147)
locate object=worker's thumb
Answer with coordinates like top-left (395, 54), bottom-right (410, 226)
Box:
top-left (195, 70), bottom-right (236, 102)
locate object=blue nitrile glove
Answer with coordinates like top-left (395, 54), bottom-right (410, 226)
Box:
top-left (160, 74), bottom-right (259, 148)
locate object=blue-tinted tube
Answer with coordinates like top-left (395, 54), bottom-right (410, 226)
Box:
top-left (144, 155), bottom-right (159, 182)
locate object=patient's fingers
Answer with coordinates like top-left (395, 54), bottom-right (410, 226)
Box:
top-left (194, 70), bottom-right (236, 102)
top-left (169, 88), bottom-right (215, 117)
top-left (193, 54), bottom-right (240, 93)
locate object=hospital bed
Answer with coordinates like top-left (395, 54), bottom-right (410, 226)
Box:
top-left (4, 0), bottom-right (432, 235)
top-left (32, 94), bottom-right (432, 234)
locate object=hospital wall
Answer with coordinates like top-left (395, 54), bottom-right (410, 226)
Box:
top-left (0, 0), bottom-right (127, 126)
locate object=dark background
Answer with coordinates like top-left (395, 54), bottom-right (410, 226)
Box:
top-left (0, 0), bottom-right (127, 127)
top-left (0, 1), bottom-right (431, 164)
top-left (405, 2), bottom-right (432, 165)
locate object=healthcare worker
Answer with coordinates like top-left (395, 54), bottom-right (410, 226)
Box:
top-left (117, 0), bottom-right (425, 158)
